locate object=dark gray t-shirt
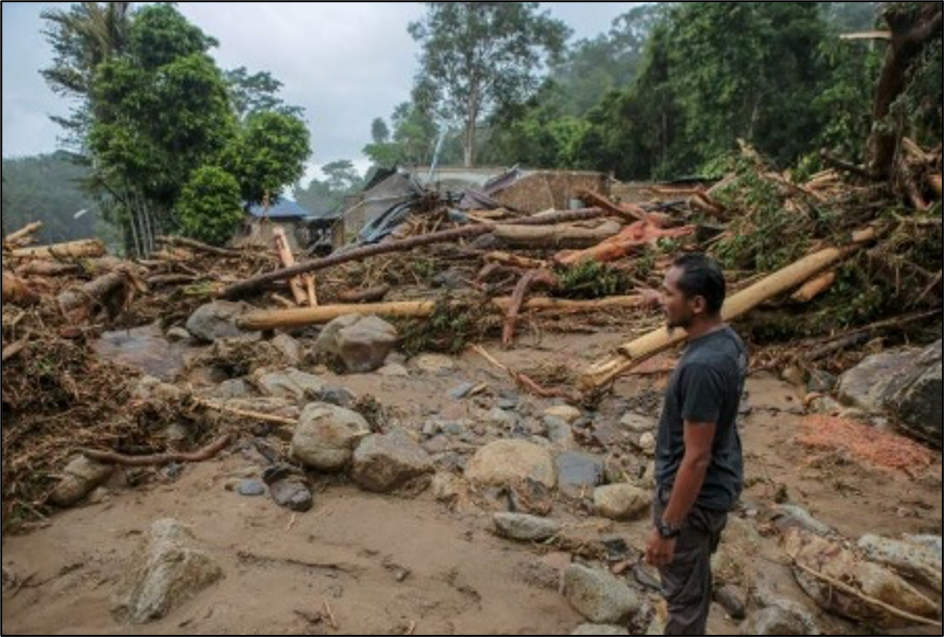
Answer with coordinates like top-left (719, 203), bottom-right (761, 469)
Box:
top-left (655, 325), bottom-right (747, 512)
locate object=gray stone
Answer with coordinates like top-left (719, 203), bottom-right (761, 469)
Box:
top-left (237, 479), bottom-right (266, 497)
top-left (449, 382), bottom-right (476, 399)
top-left (185, 301), bottom-right (250, 343)
top-left (771, 504), bottom-right (835, 537)
top-left (619, 411), bottom-right (655, 434)
top-left (412, 353), bottom-right (455, 374)
top-left (351, 431), bottom-right (434, 493)
top-left (593, 484), bottom-right (650, 521)
top-left (564, 564), bottom-right (642, 624)
top-left (290, 402), bottom-right (370, 471)
top-left (112, 519), bottom-right (221, 624)
top-left (317, 385), bottom-right (356, 407)
top-left (49, 455), bottom-right (114, 507)
top-left (742, 607), bottom-right (807, 635)
top-left (857, 534), bottom-right (943, 592)
top-left (493, 512), bottom-right (562, 542)
top-left (315, 314), bottom-right (398, 373)
top-left (486, 406), bottom-right (518, 427)
top-left (166, 327), bottom-right (191, 342)
top-left (543, 415), bottom-right (573, 444)
top-left (269, 479), bottom-right (313, 512)
top-left (715, 584), bottom-right (747, 620)
top-left (254, 368), bottom-right (325, 402)
top-left (556, 452), bottom-right (604, 497)
top-left (378, 362), bottom-right (409, 377)
top-left (806, 369), bottom-right (838, 394)
top-left (270, 333), bottom-right (302, 367)
top-left (838, 340), bottom-right (942, 447)
top-left (466, 440), bottom-right (556, 489)
top-left (212, 378), bottom-right (255, 400)
top-left (544, 404), bottom-right (582, 425)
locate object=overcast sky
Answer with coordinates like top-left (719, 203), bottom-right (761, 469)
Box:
top-left (2, 2), bottom-right (632, 180)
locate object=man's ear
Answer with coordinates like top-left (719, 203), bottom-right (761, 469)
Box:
top-left (691, 295), bottom-right (707, 316)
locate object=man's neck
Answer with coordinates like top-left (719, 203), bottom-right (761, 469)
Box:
top-left (684, 316), bottom-right (725, 341)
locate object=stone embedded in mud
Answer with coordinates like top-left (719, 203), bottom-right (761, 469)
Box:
top-left (212, 378), bottom-right (255, 399)
top-left (770, 504), bottom-right (835, 537)
top-left (619, 411), bottom-right (655, 434)
top-left (593, 484), bottom-right (650, 521)
top-left (291, 402), bottom-right (371, 471)
top-left (112, 519), bottom-right (222, 624)
top-left (857, 533), bottom-right (943, 593)
top-left (838, 339), bottom-right (942, 448)
top-left (185, 300), bottom-right (251, 343)
top-left (544, 404), bottom-right (582, 425)
top-left (253, 367), bottom-right (325, 402)
top-left (493, 512), bottom-right (562, 542)
top-left (564, 564), bottom-right (642, 625)
top-left (571, 623), bottom-right (630, 635)
top-left (556, 451), bottom-right (604, 497)
top-left (714, 584), bottom-right (747, 620)
top-left (48, 455), bottom-right (114, 507)
top-left (636, 432), bottom-right (657, 456)
top-left (351, 430), bottom-right (434, 494)
top-left (431, 472), bottom-right (466, 502)
top-left (741, 607), bottom-right (807, 635)
top-left (314, 314), bottom-right (398, 373)
top-left (465, 439), bottom-right (557, 490)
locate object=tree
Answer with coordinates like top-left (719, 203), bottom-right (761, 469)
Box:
top-left (408, 2), bottom-right (570, 166)
top-left (225, 66), bottom-right (303, 120)
top-left (370, 117), bottom-right (390, 144)
top-left (225, 110), bottom-right (311, 204)
top-left (176, 166), bottom-right (243, 246)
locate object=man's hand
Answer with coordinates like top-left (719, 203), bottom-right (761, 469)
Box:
top-left (646, 527), bottom-right (677, 568)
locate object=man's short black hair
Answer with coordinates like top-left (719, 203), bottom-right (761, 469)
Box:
top-left (672, 253), bottom-right (726, 315)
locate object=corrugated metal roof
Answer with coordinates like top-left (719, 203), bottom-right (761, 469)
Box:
top-left (246, 198), bottom-right (311, 219)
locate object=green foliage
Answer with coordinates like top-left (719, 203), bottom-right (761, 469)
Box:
top-left (224, 66), bottom-right (303, 120)
top-left (225, 110), bottom-right (311, 203)
top-left (127, 3), bottom-right (217, 70)
top-left (554, 262), bottom-right (632, 299)
top-left (176, 166), bottom-right (243, 246)
top-left (294, 160), bottom-right (364, 217)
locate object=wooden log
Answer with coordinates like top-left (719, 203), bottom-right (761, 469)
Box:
top-left (1, 270), bottom-right (39, 306)
top-left (156, 235), bottom-right (241, 257)
top-left (576, 188), bottom-right (647, 222)
top-left (57, 271), bottom-right (130, 320)
top-left (239, 294), bottom-right (646, 330)
top-left (2, 337), bottom-right (28, 363)
top-left (14, 260), bottom-right (82, 277)
top-left (337, 285), bottom-right (390, 304)
top-left (483, 251), bottom-right (547, 270)
top-left (221, 207), bottom-right (613, 299)
top-left (580, 228), bottom-right (880, 391)
top-left (273, 226), bottom-right (308, 306)
top-left (790, 270), bottom-right (836, 303)
top-left (493, 220), bottom-right (622, 249)
top-left (10, 239), bottom-right (105, 260)
top-left (502, 269), bottom-right (560, 348)
top-left (930, 173), bottom-right (943, 198)
top-left (3, 221), bottom-right (43, 248)
top-left (555, 221), bottom-right (695, 266)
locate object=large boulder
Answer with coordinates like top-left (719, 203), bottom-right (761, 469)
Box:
top-left (564, 564), bottom-right (642, 624)
top-left (315, 314), bottom-right (398, 373)
top-left (465, 439), bottom-right (556, 490)
top-left (351, 430), bottom-right (434, 493)
top-left (838, 340), bottom-right (942, 447)
top-left (112, 519), bottom-right (221, 624)
top-left (185, 301), bottom-right (251, 343)
top-left (49, 455), bottom-right (114, 507)
top-left (290, 403), bottom-right (371, 471)
top-left (593, 484), bottom-right (650, 521)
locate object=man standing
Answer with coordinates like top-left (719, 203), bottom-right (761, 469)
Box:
top-left (644, 253), bottom-right (748, 635)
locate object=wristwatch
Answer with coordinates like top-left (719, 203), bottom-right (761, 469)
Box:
top-left (656, 519), bottom-right (682, 539)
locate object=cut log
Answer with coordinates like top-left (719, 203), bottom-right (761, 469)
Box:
top-left (790, 270), bottom-right (836, 303)
top-left (14, 260), bottom-right (82, 277)
top-left (576, 188), bottom-right (647, 222)
top-left (493, 220), bottom-right (622, 249)
top-left (1, 270), bottom-right (39, 306)
top-left (273, 226), bottom-right (309, 306)
top-left (9, 239), bottom-right (105, 260)
top-left (156, 235), bottom-right (241, 257)
top-left (502, 269), bottom-right (560, 348)
top-left (555, 221), bottom-right (695, 266)
top-left (221, 206), bottom-right (615, 299)
top-left (57, 271), bottom-right (131, 320)
top-left (483, 251), bottom-right (547, 270)
top-left (3, 221), bottom-right (43, 248)
top-left (238, 294), bottom-right (646, 330)
top-left (580, 227), bottom-right (880, 392)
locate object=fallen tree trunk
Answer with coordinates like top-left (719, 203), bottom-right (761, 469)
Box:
top-left (156, 235), bottom-right (241, 257)
top-left (791, 270), bottom-right (836, 303)
top-left (483, 251), bottom-right (547, 269)
top-left (2, 270), bottom-right (39, 306)
top-left (580, 227), bottom-right (880, 392)
top-left (3, 221), bottom-right (43, 248)
top-left (238, 294), bottom-right (646, 330)
top-left (13, 260), bottom-right (82, 277)
top-left (9, 239), bottom-right (105, 260)
top-left (221, 207), bottom-right (612, 299)
top-left (576, 188), bottom-right (646, 223)
top-left (273, 226), bottom-right (311, 306)
top-left (57, 271), bottom-right (131, 320)
top-left (493, 220), bottom-right (622, 249)
top-left (555, 220), bottom-right (695, 266)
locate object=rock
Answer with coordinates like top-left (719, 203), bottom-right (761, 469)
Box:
top-left (269, 479), bottom-right (313, 512)
top-left (543, 415), bottom-right (573, 445)
top-left (317, 385), bottom-right (356, 407)
top-left (442, 421), bottom-right (466, 436)
top-left (571, 624), bottom-right (629, 635)
top-left (212, 378), bottom-right (255, 399)
top-left (637, 432), bottom-right (657, 456)
top-left (378, 362), bottom-right (409, 377)
top-left (431, 472), bottom-right (465, 502)
top-left (806, 369), bottom-right (837, 394)
top-left (112, 519), bottom-right (222, 624)
top-left (486, 406), bottom-right (518, 427)
top-left (185, 301), bottom-right (250, 343)
top-left (270, 333), bottom-right (302, 367)
top-left (351, 431), bottom-right (434, 493)
top-left (783, 527), bottom-right (940, 629)
top-left (544, 404), bottom-right (582, 425)
top-left (466, 440), bottom-right (556, 490)
top-left (715, 584), bottom-right (747, 620)
top-left (237, 479), bottom-right (266, 497)
top-left (564, 564), bottom-right (642, 624)
top-left (857, 534), bottom-right (943, 592)
top-left (771, 504), bottom-right (834, 537)
top-left (556, 451), bottom-right (604, 497)
top-left (808, 394), bottom-right (843, 415)
top-left (742, 607), bottom-right (807, 635)
top-left (619, 411), bottom-right (655, 434)
top-left (493, 512), bottom-right (562, 542)
top-left (315, 314), bottom-right (398, 373)
top-left (413, 353), bottom-right (455, 374)
top-left (290, 403), bottom-right (370, 471)
top-left (49, 455), bottom-right (114, 507)
top-left (838, 340), bottom-right (942, 447)
top-left (1, 565), bottom-right (16, 593)
top-left (593, 484), bottom-right (650, 521)
top-left (448, 382), bottom-right (476, 399)
top-left (781, 365), bottom-right (806, 387)
top-left (166, 327), bottom-right (191, 342)
top-left (498, 395), bottom-right (519, 410)
top-left (254, 368), bottom-right (325, 402)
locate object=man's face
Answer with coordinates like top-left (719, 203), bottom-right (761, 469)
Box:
top-left (662, 266), bottom-right (703, 330)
